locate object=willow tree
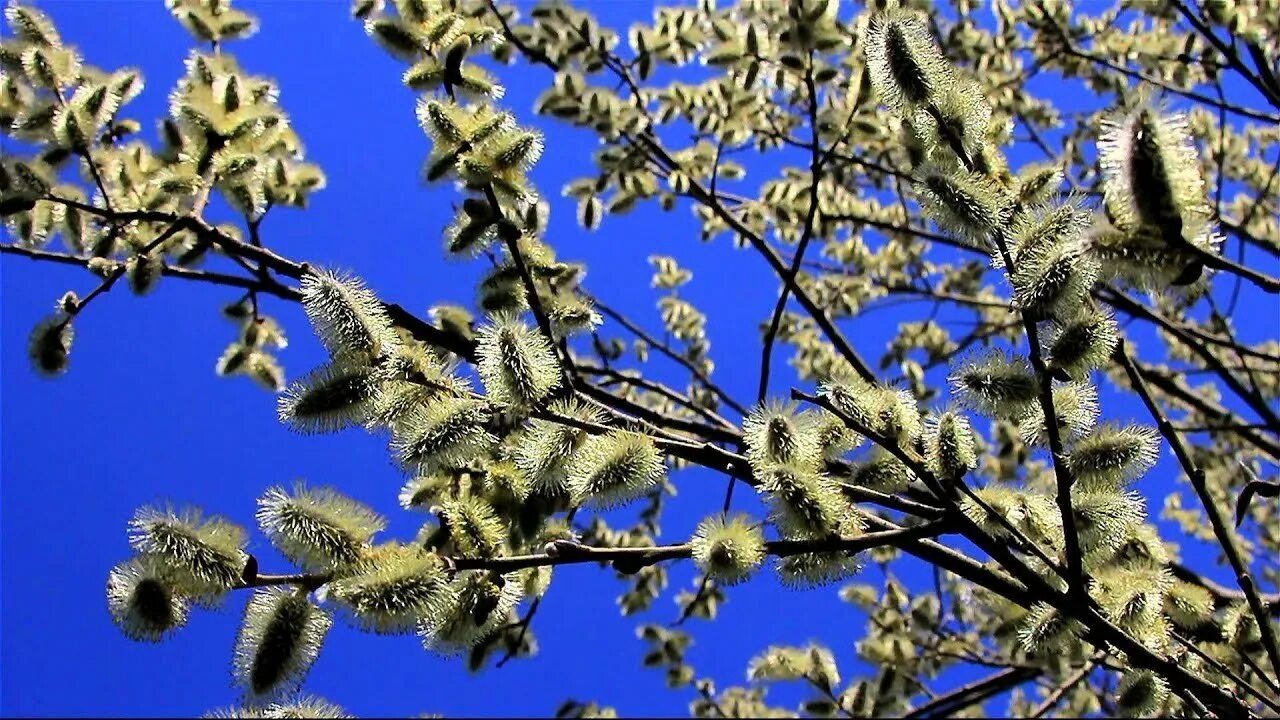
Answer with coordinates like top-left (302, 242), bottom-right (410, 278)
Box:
top-left (3, 0), bottom-right (1279, 716)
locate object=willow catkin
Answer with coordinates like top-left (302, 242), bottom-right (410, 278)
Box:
top-left (914, 164), bottom-right (1011, 248)
top-left (1115, 669), bottom-right (1170, 718)
top-left (233, 588), bottom-right (332, 699)
top-left (436, 495), bottom-right (506, 558)
top-left (390, 395), bottom-right (495, 472)
top-left (1047, 311), bottom-right (1119, 380)
top-left (476, 314), bottom-right (560, 410)
top-left (420, 570), bottom-right (523, 655)
top-left (758, 464), bottom-right (846, 539)
top-left (28, 314), bottom-right (73, 376)
top-left (256, 483), bottom-right (386, 572)
top-left (566, 430), bottom-right (666, 509)
top-left (949, 350), bottom-right (1039, 418)
top-left (106, 556), bottom-right (190, 642)
top-left (864, 9), bottom-right (952, 110)
top-left (329, 544), bottom-right (456, 635)
top-left (277, 361), bottom-right (381, 434)
top-left (514, 397), bottom-right (606, 495)
top-left (743, 402), bottom-right (821, 473)
top-left (923, 410), bottom-right (978, 480)
top-left (299, 269), bottom-right (398, 361)
top-left (690, 514), bottom-right (766, 586)
top-left (1066, 423), bottom-right (1161, 489)
top-left (127, 505), bottom-right (248, 598)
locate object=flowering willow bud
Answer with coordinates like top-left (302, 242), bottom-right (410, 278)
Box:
top-left (515, 398), bottom-right (606, 495)
top-left (5, 4), bottom-right (61, 46)
top-left (1067, 424), bottom-right (1160, 489)
top-left (819, 380), bottom-right (920, 445)
top-left (1090, 522), bottom-right (1169, 573)
top-left (1091, 566), bottom-right (1170, 634)
top-left (1163, 581), bottom-right (1214, 631)
top-left (1072, 488), bottom-right (1145, 558)
top-left (777, 550), bottom-right (861, 589)
top-left (1098, 105), bottom-right (1209, 244)
top-left (329, 544), bottom-right (456, 635)
top-left (205, 696), bottom-right (352, 719)
top-left (391, 395), bottom-right (495, 472)
top-left (949, 351), bottom-right (1039, 418)
top-left (1008, 200), bottom-right (1090, 266)
top-left (744, 402), bottom-right (821, 473)
top-left (915, 165), bottom-right (1011, 248)
top-left (421, 570), bottom-right (522, 655)
top-left (960, 487), bottom-right (1061, 548)
top-left (864, 10), bottom-right (951, 110)
top-left (690, 514), bottom-right (766, 586)
top-left (437, 496), bottom-right (506, 558)
top-left (909, 79), bottom-right (991, 168)
top-left (759, 464), bottom-right (846, 538)
top-left (106, 556), bottom-right (190, 642)
top-left (1047, 312), bottom-right (1118, 380)
top-left (128, 506), bottom-right (248, 598)
top-left (300, 270), bottom-right (398, 361)
top-left (1115, 669), bottom-right (1170, 718)
top-left (1222, 602), bottom-right (1262, 651)
top-left (257, 484), bottom-right (386, 572)
top-left (277, 361), bottom-right (381, 434)
top-left (370, 344), bottom-right (470, 427)
top-left (1010, 234), bottom-right (1098, 320)
top-left (1018, 602), bottom-right (1079, 653)
top-left (476, 315), bottom-right (560, 410)
top-left (924, 411), bottom-right (978, 479)
top-left (233, 588), bottom-right (332, 699)
top-left (848, 451), bottom-right (915, 493)
top-left (1015, 163), bottom-right (1064, 206)
top-left (1016, 381), bottom-right (1099, 446)
top-left (28, 315), bottom-right (73, 376)
top-left (566, 430), bottom-right (666, 509)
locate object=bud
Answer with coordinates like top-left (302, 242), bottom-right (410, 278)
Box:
top-left (924, 410), bottom-right (978, 479)
top-left (515, 398), bottom-right (606, 495)
top-left (277, 361), bottom-right (381, 434)
top-left (1098, 105), bottom-right (1209, 244)
top-left (864, 10), bottom-right (951, 110)
top-left (914, 165), bottom-right (1011, 248)
top-left (390, 396), bottom-right (495, 472)
top-left (1018, 602), bottom-right (1078, 653)
top-left (257, 483), bottom-right (386, 572)
top-left (744, 402), bottom-right (821, 473)
top-left (436, 496), bottom-right (506, 558)
top-left (28, 315), bottom-right (73, 376)
top-left (848, 451), bottom-right (915, 493)
top-left (690, 514), bottom-right (766, 586)
top-left (1067, 424), bottom-right (1160, 489)
top-left (421, 570), bottom-right (522, 655)
top-left (128, 506), bottom-right (248, 599)
top-left (1163, 581), bottom-right (1214, 631)
top-left (1010, 233), bottom-right (1098, 320)
top-left (1016, 381), bottom-right (1099, 446)
top-left (233, 588), bottom-right (332, 699)
top-left (759, 464), bottom-right (846, 538)
top-left (476, 315), bottom-right (560, 410)
top-left (1072, 488), bottom-right (1146, 558)
top-left (329, 544), bottom-right (455, 635)
top-left (566, 430), bottom-right (666, 509)
top-left (300, 270), bottom-right (398, 361)
top-left (1115, 669), bottom-right (1169, 718)
top-left (949, 351), bottom-right (1039, 418)
top-left (106, 556), bottom-right (190, 642)
top-left (1047, 312), bottom-right (1119, 380)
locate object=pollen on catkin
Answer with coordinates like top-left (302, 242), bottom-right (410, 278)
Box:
top-left (1115, 669), bottom-right (1170, 718)
top-left (420, 570), bottom-right (523, 655)
top-left (690, 514), bottom-right (766, 586)
top-left (28, 314), bottom-right (73, 376)
top-left (476, 314), bottom-right (560, 410)
top-left (1067, 424), bottom-right (1161, 489)
top-left (514, 397), bottom-right (606, 495)
top-left (257, 483), bottom-right (386, 572)
top-left (390, 395), bottom-right (495, 472)
top-left (1047, 311), bottom-right (1119, 380)
top-left (1098, 104), bottom-right (1210, 243)
top-left (1072, 488), bottom-right (1146, 558)
top-left (329, 544), bottom-right (456, 635)
top-left (923, 410), bottom-right (978, 479)
top-left (106, 556), bottom-right (190, 642)
top-left (233, 588), bottom-right (332, 700)
top-left (758, 464), bottom-right (847, 538)
top-left (436, 495), bottom-right (507, 558)
top-left (1016, 381), bottom-right (1099, 446)
top-left (277, 361), bottom-right (381, 434)
top-left (128, 505), bottom-right (248, 597)
top-left (914, 165), bottom-right (1011, 248)
top-left (864, 9), bottom-right (952, 110)
top-left (299, 270), bottom-right (399, 361)
top-left (949, 350), bottom-right (1039, 418)
top-left (743, 402), bottom-right (822, 473)
top-left (565, 430), bottom-right (666, 509)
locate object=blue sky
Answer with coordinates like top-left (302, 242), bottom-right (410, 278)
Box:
top-left (2, 2), bottom-right (1275, 718)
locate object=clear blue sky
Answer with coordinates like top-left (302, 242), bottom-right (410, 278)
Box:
top-left (1, 2), bottom-right (1272, 718)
